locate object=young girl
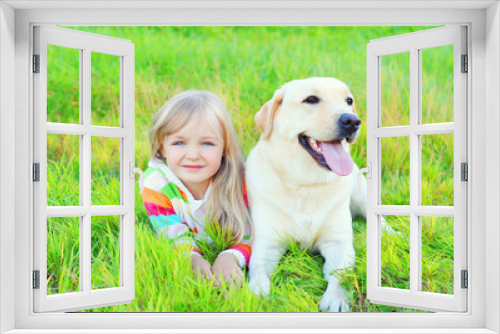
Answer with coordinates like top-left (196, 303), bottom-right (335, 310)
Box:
top-left (142, 90), bottom-right (252, 286)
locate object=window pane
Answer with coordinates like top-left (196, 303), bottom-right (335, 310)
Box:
top-left (421, 45), bottom-right (454, 124)
top-left (91, 216), bottom-right (121, 290)
top-left (421, 216), bottom-right (454, 295)
top-left (91, 137), bottom-right (121, 205)
top-left (381, 52), bottom-right (410, 127)
top-left (381, 136), bottom-right (410, 205)
top-left (381, 215), bottom-right (410, 290)
top-left (91, 52), bottom-right (121, 127)
top-left (47, 133), bottom-right (80, 206)
top-left (421, 133), bottom-right (454, 206)
top-left (47, 45), bottom-right (80, 124)
top-left (47, 217), bottom-right (80, 295)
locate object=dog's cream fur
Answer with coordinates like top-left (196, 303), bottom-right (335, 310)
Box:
top-left (246, 77), bottom-right (367, 312)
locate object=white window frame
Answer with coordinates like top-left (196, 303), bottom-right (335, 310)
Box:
top-left (366, 26), bottom-right (468, 312)
top-left (33, 25), bottom-right (136, 313)
top-left (1, 1), bottom-right (499, 333)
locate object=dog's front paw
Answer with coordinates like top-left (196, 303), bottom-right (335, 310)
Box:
top-left (319, 292), bottom-right (350, 312)
top-left (248, 275), bottom-right (271, 296)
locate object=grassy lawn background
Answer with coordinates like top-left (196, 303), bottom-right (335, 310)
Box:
top-left (45, 26), bottom-right (455, 312)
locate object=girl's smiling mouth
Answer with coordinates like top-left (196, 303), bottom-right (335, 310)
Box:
top-left (183, 165), bottom-right (204, 171)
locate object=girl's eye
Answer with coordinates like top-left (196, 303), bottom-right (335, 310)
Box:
top-left (346, 97), bottom-right (354, 106)
top-left (203, 142), bottom-right (215, 146)
top-left (172, 141), bottom-right (184, 146)
top-left (303, 95), bottom-right (320, 104)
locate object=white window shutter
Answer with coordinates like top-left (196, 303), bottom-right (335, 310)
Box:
top-left (33, 25), bottom-right (135, 312)
top-left (365, 26), bottom-right (467, 312)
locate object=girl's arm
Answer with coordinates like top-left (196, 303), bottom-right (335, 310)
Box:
top-left (218, 227), bottom-right (252, 269)
top-left (142, 186), bottom-right (202, 257)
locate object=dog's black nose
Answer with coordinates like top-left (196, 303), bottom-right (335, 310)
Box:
top-left (338, 113), bottom-right (361, 135)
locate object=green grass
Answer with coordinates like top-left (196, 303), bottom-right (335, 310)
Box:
top-left (45, 26), bottom-right (455, 312)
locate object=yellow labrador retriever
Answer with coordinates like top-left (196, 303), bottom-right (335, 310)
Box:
top-left (246, 77), bottom-right (367, 312)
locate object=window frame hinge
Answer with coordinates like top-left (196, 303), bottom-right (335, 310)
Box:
top-left (461, 270), bottom-right (468, 289)
top-left (33, 270), bottom-right (40, 289)
top-left (461, 162), bottom-right (468, 181)
top-left (33, 54), bottom-right (40, 73)
top-left (461, 54), bottom-right (468, 73)
top-left (33, 163), bottom-right (40, 182)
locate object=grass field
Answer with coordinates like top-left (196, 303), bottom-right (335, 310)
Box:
top-left (45, 26), bottom-right (455, 312)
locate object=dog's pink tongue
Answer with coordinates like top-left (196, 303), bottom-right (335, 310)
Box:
top-left (319, 141), bottom-right (354, 176)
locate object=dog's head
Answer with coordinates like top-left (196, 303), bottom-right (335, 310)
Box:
top-left (255, 77), bottom-right (360, 176)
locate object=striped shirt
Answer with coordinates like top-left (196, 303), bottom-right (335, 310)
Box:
top-left (142, 157), bottom-right (252, 268)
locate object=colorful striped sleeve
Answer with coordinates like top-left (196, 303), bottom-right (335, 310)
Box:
top-left (142, 185), bottom-right (202, 256)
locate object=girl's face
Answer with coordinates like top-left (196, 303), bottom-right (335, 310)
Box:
top-left (160, 114), bottom-right (224, 199)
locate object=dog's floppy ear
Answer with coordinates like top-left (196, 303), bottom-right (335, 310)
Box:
top-left (255, 88), bottom-right (284, 139)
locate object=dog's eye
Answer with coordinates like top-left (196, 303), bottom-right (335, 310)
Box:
top-left (346, 97), bottom-right (354, 106)
top-left (303, 95), bottom-right (320, 104)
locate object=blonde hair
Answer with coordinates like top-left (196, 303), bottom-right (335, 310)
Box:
top-left (149, 90), bottom-right (251, 243)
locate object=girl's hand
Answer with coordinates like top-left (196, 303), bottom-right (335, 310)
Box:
top-left (212, 253), bottom-right (244, 287)
top-left (191, 254), bottom-right (213, 280)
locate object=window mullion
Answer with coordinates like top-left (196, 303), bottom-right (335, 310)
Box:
top-left (409, 47), bottom-right (421, 294)
top-left (413, 123), bottom-right (454, 135)
top-left (81, 47), bottom-right (92, 294)
top-left (373, 123), bottom-right (454, 138)
top-left (46, 123), bottom-right (130, 138)
top-left (373, 205), bottom-right (454, 217)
